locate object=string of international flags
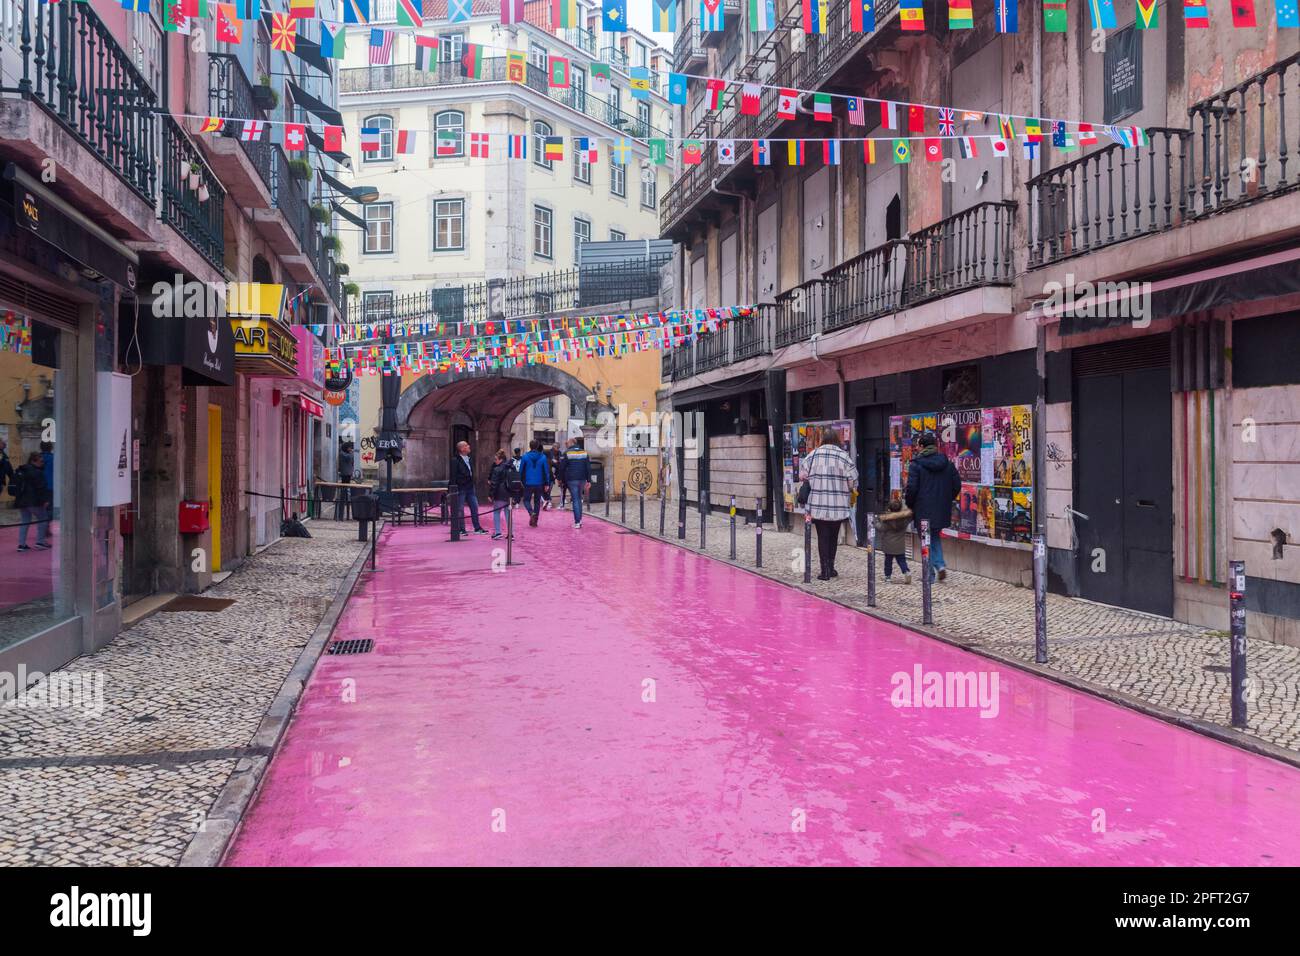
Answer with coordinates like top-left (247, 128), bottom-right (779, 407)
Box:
top-left (125, 0), bottom-right (1300, 39)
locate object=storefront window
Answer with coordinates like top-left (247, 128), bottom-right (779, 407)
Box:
top-left (0, 315), bottom-right (76, 652)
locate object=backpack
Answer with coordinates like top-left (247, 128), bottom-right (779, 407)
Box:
top-left (506, 464), bottom-right (524, 497)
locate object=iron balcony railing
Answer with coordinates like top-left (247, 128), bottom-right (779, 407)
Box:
top-left (340, 59), bottom-right (672, 139)
top-left (664, 203), bottom-right (1016, 380)
top-left (347, 256), bottom-right (672, 324)
top-left (208, 52), bottom-right (275, 195)
top-left (673, 19), bottom-right (706, 73)
top-left (161, 115), bottom-right (225, 270)
top-left (8, 0), bottom-right (158, 202)
top-left (270, 143), bottom-right (312, 255)
top-left (1187, 51), bottom-right (1300, 217)
top-left (1027, 127), bottom-right (1189, 268)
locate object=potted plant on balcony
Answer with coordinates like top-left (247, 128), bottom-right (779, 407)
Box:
top-left (310, 202), bottom-right (330, 224)
top-left (288, 159), bottom-right (313, 182)
top-left (324, 235), bottom-right (342, 254)
top-left (344, 282), bottom-right (360, 298)
top-left (336, 262), bottom-right (350, 276)
top-left (253, 77), bottom-right (279, 110)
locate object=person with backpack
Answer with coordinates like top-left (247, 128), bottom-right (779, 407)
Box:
top-left (518, 439), bottom-right (551, 526)
top-left (560, 437), bottom-right (591, 528)
top-left (487, 449), bottom-right (517, 540)
top-left (13, 451), bottom-right (51, 551)
top-left (904, 431), bottom-right (962, 582)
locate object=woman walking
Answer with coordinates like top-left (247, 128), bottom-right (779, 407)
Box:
top-left (488, 449), bottom-right (513, 540)
top-left (798, 432), bottom-right (858, 581)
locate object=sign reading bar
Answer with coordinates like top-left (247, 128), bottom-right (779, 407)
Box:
top-left (231, 317), bottom-right (298, 376)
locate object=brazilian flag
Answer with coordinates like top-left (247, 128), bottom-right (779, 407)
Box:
top-left (893, 139), bottom-right (911, 164)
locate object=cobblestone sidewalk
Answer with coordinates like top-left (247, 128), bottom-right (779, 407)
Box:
top-left (0, 521), bottom-right (366, 866)
top-left (598, 503), bottom-right (1300, 754)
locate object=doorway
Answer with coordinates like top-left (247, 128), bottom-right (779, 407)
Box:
top-left (208, 404), bottom-right (222, 572)
top-left (1073, 345), bottom-right (1173, 616)
top-left (854, 403), bottom-right (893, 544)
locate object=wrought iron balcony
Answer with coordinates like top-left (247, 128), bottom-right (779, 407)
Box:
top-left (822, 240), bottom-right (909, 333)
top-left (161, 116), bottom-right (226, 270)
top-left (208, 52), bottom-right (275, 195)
top-left (8, 0), bottom-right (158, 202)
top-left (346, 256), bottom-right (672, 325)
top-left (673, 19), bottom-right (706, 73)
top-left (905, 201), bottom-right (1016, 306)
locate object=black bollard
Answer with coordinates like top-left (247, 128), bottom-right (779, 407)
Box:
top-left (729, 495), bottom-right (737, 560)
top-left (803, 513), bottom-right (812, 583)
top-left (920, 519), bottom-right (933, 625)
top-left (639, 490), bottom-right (645, 529)
top-left (1229, 560), bottom-right (1248, 728)
top-left (659, 492), bottom-right (666, 536)
top-left (755, 497), bottom-right (763, 568)
top-left (621, 481), bottom-right (627, 523)
top-left (506, 502), bottom-right (515, 566)
top-left (1033, 533), bottom-right (1048, 663)
top-left (678, 495), bottom-right (687, 540)
top-left (866, 514), bottom-right (877, 608)
top-left (449, 490), bottom-right (464, 542)
top-left (605, 480), bottom-right (611, 517)
top-left (700, 490), bottom-right (708, 550)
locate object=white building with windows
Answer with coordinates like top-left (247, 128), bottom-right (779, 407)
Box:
top-left (338, 1), bottom-right (673, 324)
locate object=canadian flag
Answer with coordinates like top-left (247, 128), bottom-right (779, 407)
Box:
top-left (740, 84), bottom-right (760, 117)
top-left (777, 89), bottom-right (798, 120)
top-left (284, 123), bottom-right (306, 151)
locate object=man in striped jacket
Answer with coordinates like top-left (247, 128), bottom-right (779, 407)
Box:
top-left (799, 430), bottom-right (859, 581)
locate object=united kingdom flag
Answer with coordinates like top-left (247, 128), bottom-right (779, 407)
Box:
top-left (937, 107), bottom-right (956, 137)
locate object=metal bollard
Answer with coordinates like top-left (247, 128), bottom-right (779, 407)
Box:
top-left (1033, 533), bottom-right (1048, 663)
top-left (678, 495), bottom-right (687, 540)
top-left (700, 490), bottom-right (709, 549)
top-left (728, 495), bottom-right (737, 559)
top-left (659, 492), bottom-right (666, 536)
top-left (866, 514), bottom-right (877, 608)
top-left (1229, 560), bottom-right (1248, 728)
top-left (606, 480), bottom-right (611, 517)
top-left (449, 490), bottom-right (464, 542)
top-left (506, 502), bottom-right (514, 566)
top-left (639, 490), bottom-right (645, 529)
top-left (803, 513), bottom-right (812, 583)
top-left (920, 519), bottom-right (933, 625)
top-left (621, 481), bottom-right (627, 523)
top-left (755, 497), bottom-right (763, 568)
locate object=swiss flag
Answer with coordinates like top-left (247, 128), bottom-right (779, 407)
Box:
top-left (777, 89), bottom-right (798, 120)
top-left (323, 125), bottom-right (344, 153)
top-left (284, 123), bottom-right (307, 152)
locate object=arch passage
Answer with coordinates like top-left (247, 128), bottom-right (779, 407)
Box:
top-left (395, 366), bottom-right (592, 485)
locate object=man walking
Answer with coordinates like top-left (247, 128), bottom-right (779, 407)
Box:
top-left (799, 431), bottom-right (858, 580)
top-left (0, 438), bottom-right (12, 501)
top-left (13, 451), bottom-right (51, 551)
top-left (450, 439), bottom-right (488, 535)
top-left (518, 439), bottom-right (551, 526)
top-left (904, 431), bottom-right (961, 582)
top-left (560, 437), bottom-right (590, 529)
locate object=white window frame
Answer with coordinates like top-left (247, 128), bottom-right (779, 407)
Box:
top-left (434, 198), bottom-right (465, 251)
top-left (533, 204), bottom-right (553, 259)
top-left (363, 201), bottom-right (394, 254)
top-left (610, 228), bottom-right (626, 242)
top-left (362, 290), bottom-right (394, 322)
top-left (434, 109), bottom-right (465, 157)
top-left (533, 120), bottom-right (554, 170)
top-left (640, 168), bottom-right (657, 209)
top-left (610, 156), bottom-right (626, 198)
top-left (439, 33), bottom-right (465, 62)
top-left (362, 114), bottom-right (394, 163)
top-left (573, 216), bottom-right (591, 263)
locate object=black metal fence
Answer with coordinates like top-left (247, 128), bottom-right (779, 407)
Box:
top-left (208, 52), bottom-right (274, 194)
top-left (161, 115), bottom-right (225, 270)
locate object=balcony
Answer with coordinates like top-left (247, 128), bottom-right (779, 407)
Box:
top-left (673, 19), bottom-right (706, 73)
top-left (161, 116), bottom-right (226, 270)
top-left (340, 59), bottom-right (672, 140)
top-left (345, 255), bottom-right (672, 325)
top-left (664, 203), bottom-right (1015, 381)
top-left (206, 53), bottom-right (275, 209)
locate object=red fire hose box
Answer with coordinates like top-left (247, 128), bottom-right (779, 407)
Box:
top-left (179, 500), bottom-right (210, 534)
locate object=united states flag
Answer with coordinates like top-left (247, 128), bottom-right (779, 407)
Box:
top-left (368, 29), bottom-right (394, 65)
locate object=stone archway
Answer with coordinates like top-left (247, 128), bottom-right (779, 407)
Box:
top-left (394, 366), bottom-right (594, 486)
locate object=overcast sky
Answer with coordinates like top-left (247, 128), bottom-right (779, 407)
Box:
top-left (626, 0), bottom-right (674, 49)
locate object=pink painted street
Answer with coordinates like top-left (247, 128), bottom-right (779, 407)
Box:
top-left (226, 518), bottom-right (1300, 867)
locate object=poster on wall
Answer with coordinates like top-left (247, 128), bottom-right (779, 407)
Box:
top-left (783, 419), bottom-right (854, 512)
top-left (889, 404), bottom-right (1033, 548)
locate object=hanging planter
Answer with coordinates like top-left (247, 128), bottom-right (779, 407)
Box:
top-left (310, 203), bottom-right (330, 224)
top-left (288, 159), bottom-right (313, 182)
top-left (336, 262), bottom-right (350, 275)
top-left (344, 282), bottom-right (360, 297)
top-left (324, 235), bottom-right (342, 254)
top-left (253, 78), bottom-right (278, 110)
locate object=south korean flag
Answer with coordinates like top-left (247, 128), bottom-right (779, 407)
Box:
top-left (717, 139), bottom-right (737, 165)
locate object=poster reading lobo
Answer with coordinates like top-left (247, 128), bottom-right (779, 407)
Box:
top-left (783, 419), bottom-right (854, 512)
top-left (889, 404), bottom-right (1032, 547)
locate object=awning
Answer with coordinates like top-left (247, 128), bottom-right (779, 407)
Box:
top-left (299, 394), bottom-right (324, 418)
top-left (306, 126), bottom-right (352, 169)
top-left (331, 200), bottom-right (367, 230)
top-left (286, 79), bottom-right (343, 129)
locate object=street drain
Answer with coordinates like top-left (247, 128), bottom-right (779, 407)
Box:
top-left (615, 531), bottom-right (637, 535)
top-left (161, 596), bottom-right (235, 612)
top-left (1202, 664), bottom-right (1231, 673)
top-left (327, 639), bottom-right (374, 656)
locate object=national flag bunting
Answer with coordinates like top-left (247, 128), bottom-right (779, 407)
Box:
top-left (1277, 0), bottom-right (1297, 26)
top-left (549, 56), bottom-right (571, 88)
top-left (851, 0), bottom-right (875, 31)
top-left (937, 107), bottom-right (956, 136)
top-left (718, 140), bottom-right (736, 165)
top-left (1135, 0), bottom-right (1158, 26)
top-left (787, 140), bottom-right (805, 165)
top-left (668, 73), bottom-right (689, 105)
top-left (881, 101), bottom-right (899, 129)
top-left (1231, 0), bottom-right (1256, 25)
top-left (324, 126), bottom-right (343, 152)
top-left (847, 96), bottom-right (865, 125)
top-left (368, 28), bottom-right (393, 65)
top-left (287, 0), bottom-right (313, 15)
top-left (1088, 0), bottom-right (1116, 28)
top-left (741, 84), bottom-right (761, 116)
top-left (321, 21), bottom-right (346, 59)
top-left (1023, 118), bottom-right (1043, 142)
top-left (949, 0), bottom-right (973, 27)
top-left (630, 68), bottom-right (652, 100)
top-left (1077, 123), bottom-right (1098, 145)
top-left (1184, 0), bottom-right (1209, 23)
top-left (436, 131), bottom-right (459, 156)
top-left (448, 0), bottom-right (470, 20)
top-left (199, 117), bottom-right (225, 134)
top-left (998, 114), bottom-right (1015, 139)
top-left (359, 127), bottom-right (382, 153)
top-left (706, 78), bottom-right (726, 111)
top-left (270, 12), bottom-right (295, 51)
top-left (908, 104), bottom-right (926, 133)
top-left (778, 89), bottom-right (798, 119)
top-left (863, 140), bottom-right (876, 163)
top-left (753, 140), bottom-right (772, 166)
top-left (682, 140), bottom-right (704, 165)
top-left (551, 0), bottom-right (578, 27)
top-left (507, 135), bottom-right (527, 158)
top-left (396, 0), bottom-right (422, 25)
top-left (750, 0), bottom-right (776, 30)
top-left (395, 129), bottom-right (415, 155)
top-left (461, 43), bottom-right (484, 79)
top-left (284, 123), bottom-right (306, 152)
top-left (590, 63), bottom-right (612, 94)
top-left (652, 0), bottom-right (677, 29)
top-left (996, 0), bottom-right (1018, 30)
top-left (801, 0), bottom-right (827, 32)
top-left (215, 4), bottom-right (242, 43)
top-left (414, 34), bottom-right (437, 71)
top-left (603, 0), bottom-right (628, 31)
top-left (822, 140), bottom-right (840, 165)
top-left (923, 138), bottom-right (943, 162)
top-left (957, 137), bottom-right (978, 159)
top-left (469, 133), bottom-right (490, 158)
top-left (343, 0), bottom-right (368, 23)
top-left (813, 93), bottom-right (833, 121)
top-left (500, 0), bottom-right (524, 24)
top-left (506, 51), bottom-right (527, 83)
top-left (543, 136), bottom-right (564, 161)
top-left (241, 120), bottom-right (266, 142)
top-left (1043, 0), bottom-right (1067, 30)
top-left (900, 0), bottom-right (924, 29)
top-left (893, 139), bottom-right (911, 163)
top-left (700, 0), bottom-right (724, 30)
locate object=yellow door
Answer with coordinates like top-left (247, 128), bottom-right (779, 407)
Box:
top-left (208, 404), bottom-right (222, 572)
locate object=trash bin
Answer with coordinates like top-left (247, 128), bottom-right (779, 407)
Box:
top-left (588, 459), bottom-right (606, 503)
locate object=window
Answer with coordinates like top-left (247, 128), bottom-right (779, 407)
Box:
top-left (610, 157), bottom-right (625, 197)
top-left (572, 66), bottom-right (587, 112)
top-left (363, 201), bottom-right (393, 254)
top-left (529, 42), bottom-right (548, 69)
top-left (635, 42), bottom-right (647, 68)
top-left (533, 120), bottom-right (554, 169)
top-left (362, 291), bottom-right (394, 322)
top-left (637, 100), bottom-right (652, 137)
top-left (573, 216), bottom-right (591, 263)
top-left (533, 205), bottom-right (553, 258)
top-left (640, 168), bottom-right (657, 209)
top-left (439, 33), bottom-right (464, 63)
top-left (610, 229), bottom-right (626, 242)
top-left (362, 114), bottom-right (393, 162)
top-left (434, 198), bottom-right (464, 251)
top-left (573, 142), bottom-right (591, 183)
top-left (609, 85), bottom-right (621, 115)
top-left (434, 109), bottom-right (464, 157)
top-left (533, 398), bottom-right (555, 417)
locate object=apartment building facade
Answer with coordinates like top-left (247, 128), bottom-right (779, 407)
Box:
top-left (659, 0), bottom-right (1300, 644)
top-left (0, 0), bottom-right (344, 684)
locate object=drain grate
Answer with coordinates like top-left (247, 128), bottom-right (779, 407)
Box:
top-left (161, 596), bottom-right (235, 612)
top-left (1202, 664), bottom-right (1231, 674)
top-left (615, 530), bottom-right (637, 535)
top-left (327, 639), bottom-right (374, 656)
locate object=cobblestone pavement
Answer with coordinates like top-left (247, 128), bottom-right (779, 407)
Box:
top-left (598, 503), bottom-right (1300, 753)
top-left (0, 521), bottom-right (365, 866)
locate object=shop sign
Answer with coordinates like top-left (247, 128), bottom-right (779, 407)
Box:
top-left (231, 317), bottom-right (298, 376)
top-left (299, 395), bottom-right (324, 418)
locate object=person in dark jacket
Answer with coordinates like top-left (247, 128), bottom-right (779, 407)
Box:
top-left (876, 498), bottom-right (914, 584)
top-left (904, 432), bottom-right (961, 582)
top-left (560, 437), bottom-right (591, 528)
top-left (0, 439), bottom-right (13, 500)
top-left (334, 440), bottom-right (357, 520)
top-left (553, 447), bottom-right (569, 509)
top-left (450, 440), bottom-right (488, 534)
top-left (518, 439), bottom-right (551, 526)
top-left (13, 452), bottom-right (50, 551)
top-left (487, 449), bottom-right (514, 539)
